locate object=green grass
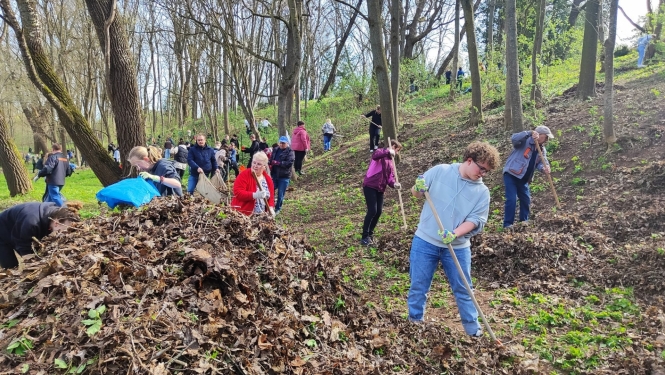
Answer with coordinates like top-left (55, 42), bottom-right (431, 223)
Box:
top-left (0, 166), bottom-right (103, 217)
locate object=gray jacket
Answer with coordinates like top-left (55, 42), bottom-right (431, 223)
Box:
top-left (503, 131), bottom-right (547, 180)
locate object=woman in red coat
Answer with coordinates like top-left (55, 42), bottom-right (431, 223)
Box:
top-left (231, 151), bottom-right (275, 216)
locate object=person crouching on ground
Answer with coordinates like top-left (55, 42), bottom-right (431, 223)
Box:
top-left (269, 136), bottom-right (295, 214)
top-left (231, 151), bottom-right (275, 216)
top-left (0, 202), bottom-right (81, 269)
top-left (407, 141), bottom-right (500, 337)
top-left (360, 140), bottom-right (402, 246)
top-left (187, 134), bottom-right (219, 194)
top-left (502, 125), bottom-right (553, 228)
top-left (128, 145), bottom-right (183, 196)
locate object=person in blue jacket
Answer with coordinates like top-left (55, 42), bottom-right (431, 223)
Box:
top-left (187, 134), bottom-right (219, 194)
top-left (0, 202), bottom-right (80, 268)
top-left (457, 67), bottom-right (464, 91)
top-left (502, 126), bottom-right (553, 228)
top-left (269, 136), bottom-right (296, 214)
top-left (637, 34), bottom-right (654, 68)
top-left (128, 145), bottom-right (183, 196)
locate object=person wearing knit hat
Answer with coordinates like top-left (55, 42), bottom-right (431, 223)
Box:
top-left (502, 126), bottom-right (553, 228)
top-left (269, 136), bottom-right (296, 214)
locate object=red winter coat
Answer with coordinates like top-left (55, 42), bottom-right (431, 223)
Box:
top-left (231, 168), bottom-right (275, 215)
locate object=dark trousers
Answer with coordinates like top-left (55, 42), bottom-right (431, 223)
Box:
top-left (0, 243), bottom-right (19, 269)
top-left (503, 173), bottom-right (531, 227)
top-left (176, 168), bottom-right (185, 179)
top-left (369, 128), bottom-right (381, 151)
top-left (362, 186), bottom-right (384, 238)
top-left (294, 151), bottom-right (307, 172)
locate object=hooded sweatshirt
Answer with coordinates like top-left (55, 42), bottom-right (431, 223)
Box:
top-left (291, 126), bottom-right (311, 152)
top-left (415, 163), bottom-right (490, 249)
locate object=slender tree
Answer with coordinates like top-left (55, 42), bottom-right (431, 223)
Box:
top-left (577, 0), bottom-right (599, 100)
top-left (505, 0), bottom-right (523, 131)
top-left (461, 0), bottom-right (483, 125)
top-left (450, 0), bottom-right (460, 100)
top-left (0, 110), bottom-right (32, 196)
top-left (603, 0), bottom-right (618, 146)
top-left (530, 0), bottom-right (547, 102)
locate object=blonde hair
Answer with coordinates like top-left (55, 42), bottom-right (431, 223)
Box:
top-left (252, 151), bottom-right (269, 166)
top-left (128, 145), bottom-right (162, 163)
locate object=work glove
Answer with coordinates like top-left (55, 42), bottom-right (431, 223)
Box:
top-left (253, 190), bottom-right (269, 200)
top-left (438, 229), bottom-right (457, 245)
top-left (394, 182), bottom-right (401, 189)
top-left (32, 175), bottom-right (39, 182)
top-left (414, 175), bottom-right (428, 192)
top-left (389, 148), bottom-right (396, 157)
top-left (271, 160), bottom-right (281, 166)
top-left (139, 171), bottom-right (160, 182)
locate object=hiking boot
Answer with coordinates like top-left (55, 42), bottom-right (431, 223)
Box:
top-left (368, 235), bottom-right (377, 245)
top-left (360, 237), bottom-right (371, 246)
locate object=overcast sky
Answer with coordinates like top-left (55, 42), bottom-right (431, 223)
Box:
top-left (617, 0), bottom-right (649, 43)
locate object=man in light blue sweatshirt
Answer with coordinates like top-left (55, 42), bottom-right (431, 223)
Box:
top-left (407, 142), bottom-right (501, 337)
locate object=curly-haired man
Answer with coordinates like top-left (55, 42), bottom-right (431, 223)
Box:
top-left (407, 141), bottom-right (501, 337)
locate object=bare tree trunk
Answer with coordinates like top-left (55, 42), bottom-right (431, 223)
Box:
top-left (222, 55), bottom-right (230, 135)
top-left (604, 0), bottom-right (618, 145)
top-left (390, 0), bottom-right (400, 127)
top-left (450, 0), bottom-right (460, 100)
top-left (0, 110), bottom-right (32, 196)
top-left (487, 0), bottom-right (495, 62)
top-left (86, 0), bottom-right (145, 173)
top-left (461, 0), bottom-right (484, 126)
top-left (645, 0), bottom-right (665, 60)
top-left (505, 0), bottom-right (523, 131)
top-left (1, 0), bottom-right (120, 186)
top-left (21, 104), bottom-right (50, 155)
top-left (577, 0), bottom-right (599, 100)
top-left (568, 0), bottom-right (585, 28)
top-left (276, 0), bottom-right (303, 137)
top-left (530, 0), bottom-right (546, 102)
top-left (366, 0), bottom-right (397, 141)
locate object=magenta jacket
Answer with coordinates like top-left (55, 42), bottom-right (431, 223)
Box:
top-left (291, 126), bottom-right (311, 152)
top-left (362, 148), bottom-right (396, 193)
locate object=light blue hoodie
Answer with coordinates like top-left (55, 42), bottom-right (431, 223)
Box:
top-left (415, 163), bottom-right (490, 249)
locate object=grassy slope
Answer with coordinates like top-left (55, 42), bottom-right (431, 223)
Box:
top-left (1, 52), bottom-right (664, 372)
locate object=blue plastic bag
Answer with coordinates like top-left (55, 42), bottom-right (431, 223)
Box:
top-left (96, 177), bottom-right (161, 209)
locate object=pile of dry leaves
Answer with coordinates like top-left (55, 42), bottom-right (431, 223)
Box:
top-left (0, 197), bottom-right (514, 374)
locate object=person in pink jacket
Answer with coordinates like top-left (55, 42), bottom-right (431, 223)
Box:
top-left (291, 121), bottom-right (311, 176)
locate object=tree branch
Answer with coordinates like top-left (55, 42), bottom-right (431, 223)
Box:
top-left (332, 0), bottom-right (368, 22)
top-left (618, 5), bottom-right (646, 33)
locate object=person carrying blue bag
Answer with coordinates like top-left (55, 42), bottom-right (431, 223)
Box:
top-left (128, 145), bottom-right (183, 196)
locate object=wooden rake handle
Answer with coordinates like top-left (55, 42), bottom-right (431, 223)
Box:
top-left (423, 191), bottom-right (502, 347)
top-left (534, 141), bottom-right (561, 208)
top-left (387, 137), bottom-right (408, 230)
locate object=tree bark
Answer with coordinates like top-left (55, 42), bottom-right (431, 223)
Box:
top-left (577, 0), bottom-right (599, 100)
top-left (0, 110), bottom-right (32, 197)
top-left (86, 0), bottom-right (145, 172)
top-left (486, 0), bottom-right (495, 62)
top-left (21, 103), bottom-right (51, 155)
top-left (366, 0), bottom-right (397, 141)
top-left (645, 0), bottom-right (665, 61)
top-left (568, 0), bottom-right (585, 28)
top-left (530, 0), bottom-right (546, 102)
top-left (461, 0), bottom-right (483, 126)
top-left (276, 0), bottom-right (303, 137)
top-left (505, 0), bottom-right (523, 131)
top-left (1, 0), bottom-right (121, 186)
top-left (390, 0), bottom-right (400, 128)
top-left (604, 0), bottom-right (618, 145)
top-left (450, 0), bottom-right (460, 100)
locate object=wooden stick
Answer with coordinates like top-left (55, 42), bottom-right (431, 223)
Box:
top-left (534, 141), bottom-right (561, 208)
top-left (387, 137), bottom-right (408, 230)
top-left (423, 191), bottom-right (502, 347)
top-left (252, 171), bottom-right (275, 217)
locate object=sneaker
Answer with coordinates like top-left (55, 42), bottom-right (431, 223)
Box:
top-left (469, 329), bottom-right (483, 338)
top-left (360, 237), bottom-right (371, 246)
top-left (296, 170), bottom-right (303, 176)
top-left (368, 235), bottom-right (377, 245)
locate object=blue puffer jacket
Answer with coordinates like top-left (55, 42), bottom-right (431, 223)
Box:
top-left (187, 144), bottom-right (217, 173)
top-left (503, 131), bottom-right (547, 179)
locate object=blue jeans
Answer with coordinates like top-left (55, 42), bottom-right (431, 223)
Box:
top-left (407, 236), bottom-right (480, 335)
top-left (187, 173), bottom-right (198, 194)
top-left (45, 184), bottom-right (64, 207)
top-left (638, 46), bottom-right (646, 66)
top-left (273, 177), bottom-right (290, 212)
top-left (503, 173), bottom-right (531, 227)
top-left (323, 134), bottom-right (333, 151)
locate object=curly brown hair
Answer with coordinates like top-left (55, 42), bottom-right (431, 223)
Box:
top-left (463, 141), bottom-right (501, 170)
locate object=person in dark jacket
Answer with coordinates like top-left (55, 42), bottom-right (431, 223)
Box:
top-left (360, 140), bottom-right (402, 246)
top-left (360, 105), bottom-right (382, 152)
top-left (445, 70), bottom-right (452, 85)
top-left (0, 202), bottom-right (80, 269)
top-left (128, 145), bottom-right (183, 196)
top-left (242, 133), bottom-right (261, 168)
top-left (269, 136), bottom-right (296, 214)
top-left (36, 143), bottom-right (70, 207)
top-left (172, 141), bottom-right (188, 178)
top-left (502, 126), bottom-right (553, 228)
top-left (187, 134), bottom-right (219, 194)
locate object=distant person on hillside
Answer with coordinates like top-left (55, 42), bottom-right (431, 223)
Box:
top-left (163, 141), bottom-right (173, 159)
top-left (187, 134), bottom-right (219, 194)
top-left (261, 118), bottom-right (272, 131)
top-left (242, 133), bottom-right (261, 168)
top-left (445, 70), bottom-right (452, 85)
top-left (502, 126), bottom-right (553, 228)
top-left (113, 148), bottom-right (121, 164)
top-left (128, 145), bottom-right (183, 197)
top-left (227, 142), bottom-right (240, 178)
top-left (407, 141), bottom-right (501, 337)
top-left (321, 118), bottom-right (336, 151)
top-left (360, 105), bottom-right (382, 152)
top-left (291, 120), bottom-right (311, 176)
top-left (457, 67), bottom-right (464, 91)
top-left (172, 141), bottom-right (189, 179)
top-left (360, 140), bottom-right (402, 246)
top-left (637, 34), bottom-right (654, 68)
top-left (269, 136), bottom-right (295, 214)
top-left (0, 202), bottom-right (80, 268)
